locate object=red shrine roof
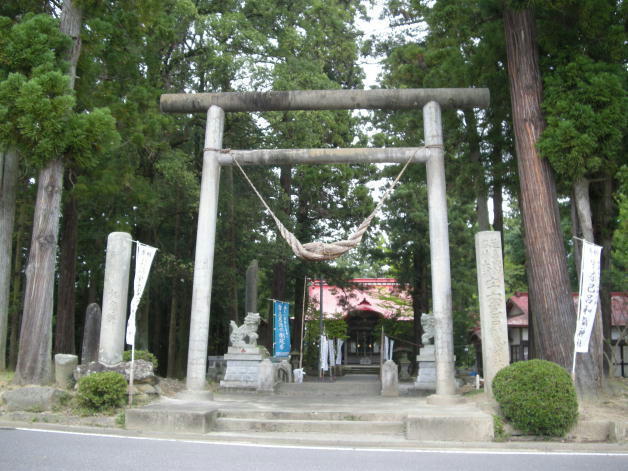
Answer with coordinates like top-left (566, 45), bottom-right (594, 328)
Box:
top-left (506, 292), bottom-right (628, 327)
top-left (308, 278), bottom-right (413, 320)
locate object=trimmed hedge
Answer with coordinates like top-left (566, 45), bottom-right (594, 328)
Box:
top-left (77, 372), bottom-right (127, 412)
top-left (123, 349), bottom-right (158, 370)
top-left (492, 359), bottom-right (578, 437)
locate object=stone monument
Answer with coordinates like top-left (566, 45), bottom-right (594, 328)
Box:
top-left (414, 313), bottom-right (437, 391)
top-left (98, 232), bottom-right (132, 365)
top-left (81, 303), bottom-right (101, 364)
top-left (381, 360), bottom-right (399, 397)
top-left (475, 231), bottom-right (510, 397)
top-left (220, 312), bottom-right (268, 389)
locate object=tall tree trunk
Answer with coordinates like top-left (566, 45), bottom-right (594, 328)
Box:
top-left (465, 112), bottom-right (490, 231)
top-left (0, 147), bottom-right (18, 370)
top-left (15, 0), bottom-right (82, 385)
top-left (490, 138), bottom-right (504, 250)
top-left (15, 160), bottom-right (64, 384)
top-left (8, 202), bottom-right (26, 370)
top-left (272, 165), bottom-right (294, 348)
top-left (503, 8), bottom-right (584, 382)
top-left (226, 166), bottom-right (239, 323)
top-left (54, 187), bottom-right (78, 354)
top-left (592, 178), bottom-right (617, 376)
top-left (167, 211), bottom-right (181, 378)
top-left (572, 177), bottom-right (604, 394)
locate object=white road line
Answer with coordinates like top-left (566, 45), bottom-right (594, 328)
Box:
top-left (11, 427), bottom-right (628, 457)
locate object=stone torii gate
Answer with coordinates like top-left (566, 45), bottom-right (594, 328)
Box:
top-left (161, 88), bottom-right (490, 403)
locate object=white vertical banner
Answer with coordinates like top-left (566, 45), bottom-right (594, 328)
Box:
top-left (320, 335), bottom-right (329, 371)
top-left (335, 339), bottom-right (344, 365)
top-left (328, 338), bottom-right (335, 370)
top-left (384, 336), bottom-right (390, 360)
top-left (574, 240), bottom-right (602, 353)
top-left (389, 339), bottom-right (395, 361)
top-left (126, 242), bottom-right (158, 346)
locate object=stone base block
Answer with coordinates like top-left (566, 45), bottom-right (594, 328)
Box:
top-left (610, 421), bottom-right (628, 443)
top-left (126, 405), bottom-right (218, 434)
top-left (1, 387), bottom-right (68, 412)
top-left (406, 411), bottom-right (493, 442)
top-left (566, 419), bottom-right (611, 442)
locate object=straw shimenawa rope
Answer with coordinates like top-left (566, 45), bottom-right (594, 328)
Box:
top-left (206, 147), bottom-right (426, 261)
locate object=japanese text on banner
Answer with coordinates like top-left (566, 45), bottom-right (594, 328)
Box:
top-left (273, 301), bottom-right (291, 357)
top-left (574, 240), bottom-right (602, 353)
top-left (126, 243), bottom-right (157, 346)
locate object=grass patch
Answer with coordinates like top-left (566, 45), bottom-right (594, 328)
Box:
top-left (115, 411), bottom-right (125, 427)
top-left (493, 415), bottom-right (509, 442)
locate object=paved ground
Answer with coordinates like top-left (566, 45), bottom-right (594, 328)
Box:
top-left (1, 428), bottom-right (627, 471)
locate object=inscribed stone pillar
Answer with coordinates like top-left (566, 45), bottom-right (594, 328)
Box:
top-left (98, 232), bottom-right (132, 365)
top-left (245, 259), bottom-right (259, 314)
top-left (475, 231), bottom-right (510, 397)
top-left (424, 101), bottom-right (457, 399)
top-left (81, 303), bottom-right (101, 364)
top-left (186, 105), bottom-right (225, 392)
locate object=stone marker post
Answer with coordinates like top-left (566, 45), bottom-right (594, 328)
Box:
top-left (98, 232), bottom-right (132, 365)
top-left (245, 259), bottom-right (259, 315)
top-left (186, 105), bottom-right (225, 394)
top-left (54, 354), bottom-right (78, 389)
top-left (81, 303), bottom-right (102, 364)
top-left (475, 231), bottom-right (510, 397)
top-left (381, 359), bottom-right (399, 397)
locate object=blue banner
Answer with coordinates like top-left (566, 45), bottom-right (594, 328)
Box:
top-left (273, 301), bottom-right (291, 357)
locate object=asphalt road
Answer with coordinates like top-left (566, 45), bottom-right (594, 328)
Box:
top-left (1, 428), bottom-right (627, 471)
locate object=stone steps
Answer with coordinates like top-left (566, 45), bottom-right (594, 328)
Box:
top-left (342, 365), bottom-right (380, 375)
top-left (215, 417), bottom-right (405, 434)
top-left (219, 409), bottom-right (405, 422)
top-left (276, 375), bottom-right (381, 396)
top-left (215, 408), bottom-right (405, 435)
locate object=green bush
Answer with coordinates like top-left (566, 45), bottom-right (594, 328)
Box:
top-left (123, 349), bottom-right (158, 370)
top-left (77, 372), bottom-right (127, 413)
top-left (492, 359), bottom-right (578, 437)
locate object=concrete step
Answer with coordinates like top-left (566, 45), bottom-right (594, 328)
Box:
top-left (204, 431), bottom-right (411, 448)
top-left (218, 409), bottom-right (406, 422)
top-left (343, 365), bottom-right (380, 375)
top-left (276, 379), bottom-right (381, 396)
top-left (215, 417), bottom-right (405, 434)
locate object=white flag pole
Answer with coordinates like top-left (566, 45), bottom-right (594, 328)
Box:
top-left (126, 241), bottom-right (157, 406)
top-left (572, 238), bottom-right (602, 379)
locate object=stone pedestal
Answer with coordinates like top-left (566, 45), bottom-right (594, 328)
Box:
top-left (414, 345), bottom-right (436, 391)
top-left (220, 346), bottom-right (268, 389)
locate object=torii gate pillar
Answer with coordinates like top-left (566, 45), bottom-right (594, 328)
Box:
top-left (186, 105), bottom-right (224, 394)
top-left (424, 101), bottom-right (458, 400)
top-left (166, 88), bottom-right (490, 400)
